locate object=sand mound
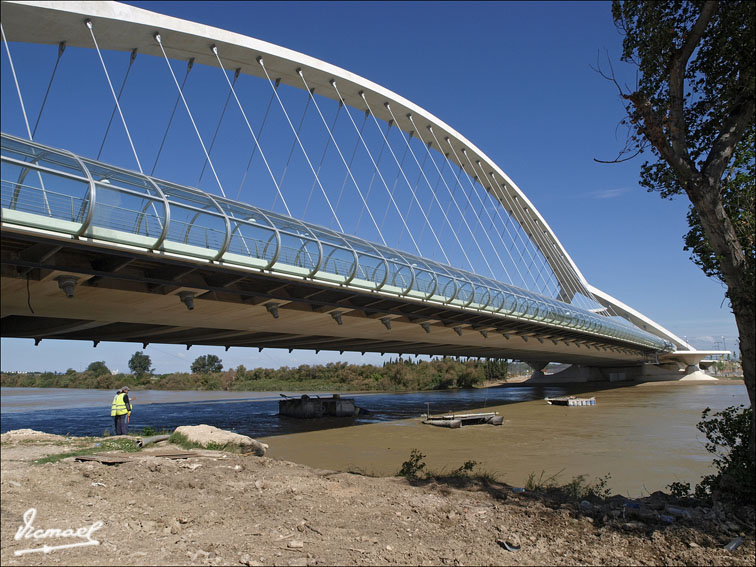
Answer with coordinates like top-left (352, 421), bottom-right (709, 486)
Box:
top-left (0, 428), bottom-right (68, 443)
top-left (174, 424), bottom-right (268, 456)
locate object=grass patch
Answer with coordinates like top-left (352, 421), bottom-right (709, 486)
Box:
top-left (34, 437), bottom-right (141, 465)
top-left (138, 426), bottom-right (174, 437)
top-left (168, 431), bottom-right (243, 453)
top-left (397, 449), bottom-right (499, 486)
top-left (525, 469), bottom-right (565, 491)
top-left (525, 468), bottom-right (612, 503)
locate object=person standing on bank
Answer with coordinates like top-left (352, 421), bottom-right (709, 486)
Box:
top-left (111, 387), bottom-right (132, 435)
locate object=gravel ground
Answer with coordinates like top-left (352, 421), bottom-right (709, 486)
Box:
top-left (1, 429), bottom-right (753, 566)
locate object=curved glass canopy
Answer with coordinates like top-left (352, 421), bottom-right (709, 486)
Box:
top-left (0, 133), bottom-right (674, 352)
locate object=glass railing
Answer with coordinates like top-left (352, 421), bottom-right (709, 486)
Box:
top-left (0, 132), bottom-right (674, 352)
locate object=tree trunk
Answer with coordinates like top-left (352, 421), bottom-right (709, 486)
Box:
top-left (686, 179), bottom-right (755, 462)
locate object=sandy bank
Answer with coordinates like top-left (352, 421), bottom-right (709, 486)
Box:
top-left (1, 429), bottom-right (753, 566)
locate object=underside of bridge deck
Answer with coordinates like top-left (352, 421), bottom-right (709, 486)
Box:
top-left (1, 228), bottom-right (656, 365)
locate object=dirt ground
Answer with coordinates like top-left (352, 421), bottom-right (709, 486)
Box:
top-left (1, 429), bottom-right (753, 566)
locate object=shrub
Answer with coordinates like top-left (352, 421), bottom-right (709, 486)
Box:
top-left (398, 449), bottom-right (427, 479)
top-left (694, 405), bottom-right (754, 505)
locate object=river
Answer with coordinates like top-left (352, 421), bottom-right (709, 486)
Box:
top-left (1, 381), bottom-right (749, 497)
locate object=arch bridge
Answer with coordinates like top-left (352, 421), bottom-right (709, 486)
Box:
top-left (0, 1), bottom-right (716, 379)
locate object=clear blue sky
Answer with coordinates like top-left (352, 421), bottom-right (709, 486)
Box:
top-left (0, 1), bottom-right (738, 373)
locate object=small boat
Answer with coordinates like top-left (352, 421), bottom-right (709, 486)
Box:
top-left (423, 411), bottom-right (504, 428)
top-left (545, 396), bottom-right (596, 406)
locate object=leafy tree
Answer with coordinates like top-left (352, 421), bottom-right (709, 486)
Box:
top-left (190, 354), bottom-right (223, 374)
top-left (86, 361), bottom-right (111, 377)
top-left (128, 351), bottom-right (152, 377)
top-left (607, 0), bottom-right (755, 458)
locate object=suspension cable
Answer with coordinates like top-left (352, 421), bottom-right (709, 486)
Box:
top-left (417, 122), bottom-right (496, 279)
top-left (198, 67), bottom-right (240, 186)
top-left (361, 94), bottom-right (449, 264)
top-left (274, 87), bottom-right (313, 212)
top-left (32, 41), bottom-right (66, 138)
top-left (155, 35), bottom-right (225, 197)
top-left (461, 150), bottom-right (546, 293)
top-left (485, 168), bottom-right (586, 305)
top-left (1, 22), bottom-right (51, 215)
top-left (210, 48), bottom-right (288, 214)
top-left (379, 126), bottom-right (408, 231)
top-left (1, 23), bottom-right (32, 139)
top-left (483, 164), bottom-right (593, 307)
top-left (299, 70), bottom-right (388, 242)
top-left (436, 131), bottom-right (517, 284)
top-left (330, 80), bottom-right (419, 254)
top-left (152, 57), bottom-right (194, 176)
top-left (478, 161), bottom-right (587, 303)
top-left (304, 102), bottom-right (343, 220)
top-left (353, 117), bottom-right (388, 235)
top-left (257, 59), bottom-right (342, 231)
top-left (87, 20), bottom-right (142, 173)
top-left (98, 48), bottom-right (137, 160)
top-left (386, 106), bottom-right (473, 272)
top-left (235, 79), bottom-right (278, 201)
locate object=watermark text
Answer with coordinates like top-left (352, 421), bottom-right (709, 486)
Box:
top-left (14, 508), bottom-right (103, 555)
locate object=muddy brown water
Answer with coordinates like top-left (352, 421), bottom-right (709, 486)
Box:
top-left (1, 381), bottom-right (749, 498)
top-left (259, 381), bottom-right (749, 498)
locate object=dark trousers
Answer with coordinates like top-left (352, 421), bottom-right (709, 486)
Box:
top-left (114, 414), bottom-right (128, 435)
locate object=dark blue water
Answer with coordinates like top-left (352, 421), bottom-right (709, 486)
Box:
top-left (1, 385), bottom-right (567, 438)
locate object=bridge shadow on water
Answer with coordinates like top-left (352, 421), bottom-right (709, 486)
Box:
top-left (0, 381), bottom-right (637, 439)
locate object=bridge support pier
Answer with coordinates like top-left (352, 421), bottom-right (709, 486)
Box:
top-left (525, 361), bottom-right (549, 381)
top-left (524, 361), bottom-right (717, 384)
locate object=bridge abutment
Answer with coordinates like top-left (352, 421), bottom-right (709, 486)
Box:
top-left (525, 362), bottom-right (717, 383)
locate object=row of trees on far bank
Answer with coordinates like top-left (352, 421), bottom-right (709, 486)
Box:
top-left (0, 356), bottom-right (509, 392)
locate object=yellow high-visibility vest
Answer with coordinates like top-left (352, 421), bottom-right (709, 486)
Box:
top-left (111, 393), bottom-right (129, 416)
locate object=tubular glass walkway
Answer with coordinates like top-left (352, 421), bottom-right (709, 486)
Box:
top-left (0, 133), bottom-right (673, 352)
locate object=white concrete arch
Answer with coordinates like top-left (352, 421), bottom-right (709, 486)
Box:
top-left (0, 0), bottom-right (691, 350)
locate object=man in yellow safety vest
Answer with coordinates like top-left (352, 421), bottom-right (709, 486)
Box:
top-left (110, 386), bottom-right (132, 435)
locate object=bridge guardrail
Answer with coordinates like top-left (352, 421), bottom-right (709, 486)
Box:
top-left (0, 132), bottom-right (675, 352)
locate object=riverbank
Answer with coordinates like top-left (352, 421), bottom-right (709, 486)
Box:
top-left (1, 429), bottom-right (753, 566)
top-left (0, 358), bottom-right (508, 393)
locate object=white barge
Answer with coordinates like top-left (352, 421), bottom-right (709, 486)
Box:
top-left (545, 396), bottom-right (596, 406)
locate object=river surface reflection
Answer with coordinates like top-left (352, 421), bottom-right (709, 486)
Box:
top-left (1, 381), bottom-right (749, 497)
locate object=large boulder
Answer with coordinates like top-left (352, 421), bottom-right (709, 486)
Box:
top-left (174, 424), bottom-right (268, 456)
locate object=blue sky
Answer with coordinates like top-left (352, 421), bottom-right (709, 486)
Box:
top-left (0, 1), bottom-right (738, 373)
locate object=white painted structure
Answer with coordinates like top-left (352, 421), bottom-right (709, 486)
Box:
top-left (0, 0), bottom-right (722, 375)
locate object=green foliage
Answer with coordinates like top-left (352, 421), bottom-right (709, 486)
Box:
top-left (694, 405), bottom-right (754, 504)
top-left (168, 431), bottom-right (242, 453)
top-left (138, 426), bottom-right (173, 437)
top-left (667, 480), bottom-right (692, 499)
top-left (563, 473), bottom-right (612, 502)
top-left (86, 361), bottom-right (110, 376)
top-left (612, 0), bottom-right (755, 190)
top-left (683, 131), bottom-right (755, 289)
top-left (451, 460), bottom-right (479, 478)
top-left (524, 469), bottom-right (611, 503)
top-left (128, 351), bottom-right (152, 377)
top-left (525, 469), bottom-right (563, 491)
top-left (484, 359), bottom-right (509, 382)
top-left (610, 0), bottom-right (755, 420)
top-left (191, 354), bottom-right (223, 374)
top-left (1, 357), bottom-right (502, 393)
top-left (398, 449), bottom-right (427, 479)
